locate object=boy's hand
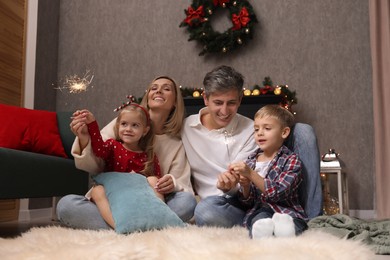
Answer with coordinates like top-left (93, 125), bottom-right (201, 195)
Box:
top-left (239, 175), bottom-right (251, 188)
top-left (229, 161), bottom-right (252, 178)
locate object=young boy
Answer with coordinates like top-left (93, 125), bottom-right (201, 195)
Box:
top-left (229, 104), bottom-right (308, 238)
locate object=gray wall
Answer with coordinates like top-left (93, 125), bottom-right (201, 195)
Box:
top-left (41, 0), bottom-right (373, 211)
top-left (34, 0), bottom-right (59, 111)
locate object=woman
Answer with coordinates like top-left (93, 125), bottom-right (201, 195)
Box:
top-left (57, 76), bottom-right (197, 230)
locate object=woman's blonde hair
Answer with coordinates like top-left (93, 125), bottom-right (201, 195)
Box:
top-left (140, 76), bottom-right (185, 138)
top-left (114, 105), bottom-right (156, 177)
top-left (254, 104), bottom-right (295, 129)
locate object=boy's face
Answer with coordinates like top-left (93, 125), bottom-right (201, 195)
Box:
top-left (254, 115), bottom-right (290, 153)
top-left (203, 89), bottom-right (241, 129)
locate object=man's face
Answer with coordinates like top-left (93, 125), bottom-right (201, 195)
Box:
top-left (203, 89), bottom-right (241, 129)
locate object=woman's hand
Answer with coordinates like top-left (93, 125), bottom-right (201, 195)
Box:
top-left (70, 110), bottom-right (87, 136)
top-left (155, 175), bottom-right (175, 194)
top-left (70, 110), bottom-right (94, 150)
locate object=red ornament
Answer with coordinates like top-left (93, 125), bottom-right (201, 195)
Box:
top-left (232, 7), bottom-right (250, 30)
top-left (213, 0), bottom-right (230, 6)
top-left (184, 6), bottom-right (205, 26)
top-left (260, 85), bottom-right (274, 95)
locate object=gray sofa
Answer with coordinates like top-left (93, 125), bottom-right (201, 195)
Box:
top-left (0, 112), bottom-right (89, 199)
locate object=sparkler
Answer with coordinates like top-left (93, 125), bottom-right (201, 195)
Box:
top-left (55, 70), bottom-right (94, 93)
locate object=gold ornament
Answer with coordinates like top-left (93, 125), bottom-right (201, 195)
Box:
top-left (237, 38), bottom-right (242, 44)
top-left (252, 89), bottom-right (260, 96)
top-left (192, 90), bottom-right (201, 98)
top-left (243, 89), bottom-right (251, 96)
top-left (274, 87), bottom-right (282, 95)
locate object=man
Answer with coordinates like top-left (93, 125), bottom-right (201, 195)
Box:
top-left (182, 65), bottom-right (322, 227)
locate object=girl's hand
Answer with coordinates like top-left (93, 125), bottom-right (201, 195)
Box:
top-left (155, 175), bottom-right (174, 194)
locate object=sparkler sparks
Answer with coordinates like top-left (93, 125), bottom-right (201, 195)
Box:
top-left (56, 70), bottom-right (94, 93)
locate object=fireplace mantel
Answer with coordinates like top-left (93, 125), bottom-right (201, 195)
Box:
top-left (183, 95), bottom-right (283, 119)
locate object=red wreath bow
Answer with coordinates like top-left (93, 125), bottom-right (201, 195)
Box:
top-left (213, 0), bottom-right (230, 6)
top-left (184, 6), bottom-right (205, 26)
top-left (232, 7), bottom-right (250, 30)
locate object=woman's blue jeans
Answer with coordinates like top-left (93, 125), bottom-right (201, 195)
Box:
top-left (56, 191), bottom-right (197, 230)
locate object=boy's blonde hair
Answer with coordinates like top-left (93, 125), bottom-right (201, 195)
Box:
top-left (254, 104), bottom-right (295, 129)
top-left (114, 105), bottom-right (156, 177)
top-left (140, 76), bottom-right (185, 138)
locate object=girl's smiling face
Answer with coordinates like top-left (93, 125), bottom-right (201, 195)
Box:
top-left (118, 110), bottom-right (149, 151)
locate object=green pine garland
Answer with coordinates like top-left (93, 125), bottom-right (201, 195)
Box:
top-left (180, 0), bottom-right (258, 56)
top-left (179, 76), bottom-right (297, 112)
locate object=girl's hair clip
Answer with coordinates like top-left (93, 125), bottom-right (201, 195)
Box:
top-left (113, 95), bottom-right (151, 126)
top-left (113, 95), bottom-right (136, 112)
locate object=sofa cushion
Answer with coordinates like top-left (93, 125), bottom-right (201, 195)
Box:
top-left (0, 104), bottom-right (68, 158)
top-left (93, 172), bottom-right (185, 234)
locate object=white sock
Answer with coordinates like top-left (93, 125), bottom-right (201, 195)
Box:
top-left (272, 213), bottom-right (295, 238)
top-left (251, 218), bottom-right (274, 239)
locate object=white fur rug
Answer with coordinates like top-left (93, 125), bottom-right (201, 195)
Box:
top-left (0, 225), bottom-right (374, 260)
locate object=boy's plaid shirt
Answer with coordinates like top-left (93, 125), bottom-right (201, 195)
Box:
top-left (239, 145), bottom-right (308, 227)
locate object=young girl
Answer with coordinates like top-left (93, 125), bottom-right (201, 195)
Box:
top-left (78, 98), bottom-right (163, 228)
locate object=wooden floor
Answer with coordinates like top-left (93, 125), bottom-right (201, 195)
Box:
top-left (0, 217), bottom-right (61, 238)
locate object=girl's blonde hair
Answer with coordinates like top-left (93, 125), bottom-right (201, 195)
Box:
top-left (140, 76), bottom-right (185, 138)
top-left (114, 105), bottom-right (156, 177)
top-left (255, 104), bottom-right (295, 129)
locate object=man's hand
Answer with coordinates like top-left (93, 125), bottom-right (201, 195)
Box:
top-left (217, 171), bottom-right (240, 192)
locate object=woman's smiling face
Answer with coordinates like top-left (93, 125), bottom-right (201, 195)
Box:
top-left (147, 78), bottom-right (176, 112)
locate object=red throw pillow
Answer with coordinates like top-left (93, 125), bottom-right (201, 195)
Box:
top-left (0, 104), bottom-right (68, 158)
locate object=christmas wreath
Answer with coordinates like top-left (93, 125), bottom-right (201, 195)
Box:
top-left (180, 0), bottom-right (258, 56)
